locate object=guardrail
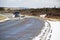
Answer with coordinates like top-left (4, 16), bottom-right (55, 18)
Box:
top-left (45, 20), bottom-right (52, 40)
top-left (41, 20), bottom-right (51, 40)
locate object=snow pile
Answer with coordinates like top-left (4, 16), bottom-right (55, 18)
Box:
top-left (32, 20), bottom-right (60, 40)
top-left (48, 21), bottom-right (60, 40)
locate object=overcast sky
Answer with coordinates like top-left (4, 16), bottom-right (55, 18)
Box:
top-left (0, 0), bottom-right (60, 8)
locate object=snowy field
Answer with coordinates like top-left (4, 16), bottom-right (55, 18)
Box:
top-left (48, 21), bottom-right (60, 40)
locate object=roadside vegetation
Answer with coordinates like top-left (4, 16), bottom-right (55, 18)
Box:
top-left (0, 15), bottom-right (6, 20)
top-left (0, 7), bottom-right (60, 21)
top-left (46, 17), bottom-right (60, 21)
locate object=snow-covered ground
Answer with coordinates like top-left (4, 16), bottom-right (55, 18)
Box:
top-left (48, 21), bottom-right (60, 40)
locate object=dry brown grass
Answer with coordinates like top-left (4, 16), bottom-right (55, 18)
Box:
top-left (46, 16), bottom-right (60, 21)
top-left (0, 16), bottom-right (6, 20)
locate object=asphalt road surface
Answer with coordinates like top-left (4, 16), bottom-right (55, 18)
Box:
top-left (0, 18), bottom-right (44, 40)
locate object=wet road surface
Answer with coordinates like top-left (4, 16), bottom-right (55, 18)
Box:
top-left (0, 18), bottom-right (44, 40)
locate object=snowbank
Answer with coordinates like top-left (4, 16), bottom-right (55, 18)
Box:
top-left (48, 21), bottom-right (60, 40)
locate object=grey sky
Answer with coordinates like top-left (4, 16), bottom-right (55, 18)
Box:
top-left (0, 0), bottom-right (60, 8)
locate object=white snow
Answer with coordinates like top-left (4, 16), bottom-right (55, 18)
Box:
top-left (34, 20), bottom-right (60, 40)
top-left (48, 21), bottom-right (60, 40)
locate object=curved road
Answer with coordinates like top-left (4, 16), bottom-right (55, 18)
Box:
top-left (0, 18), bottom-right (44, 40)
